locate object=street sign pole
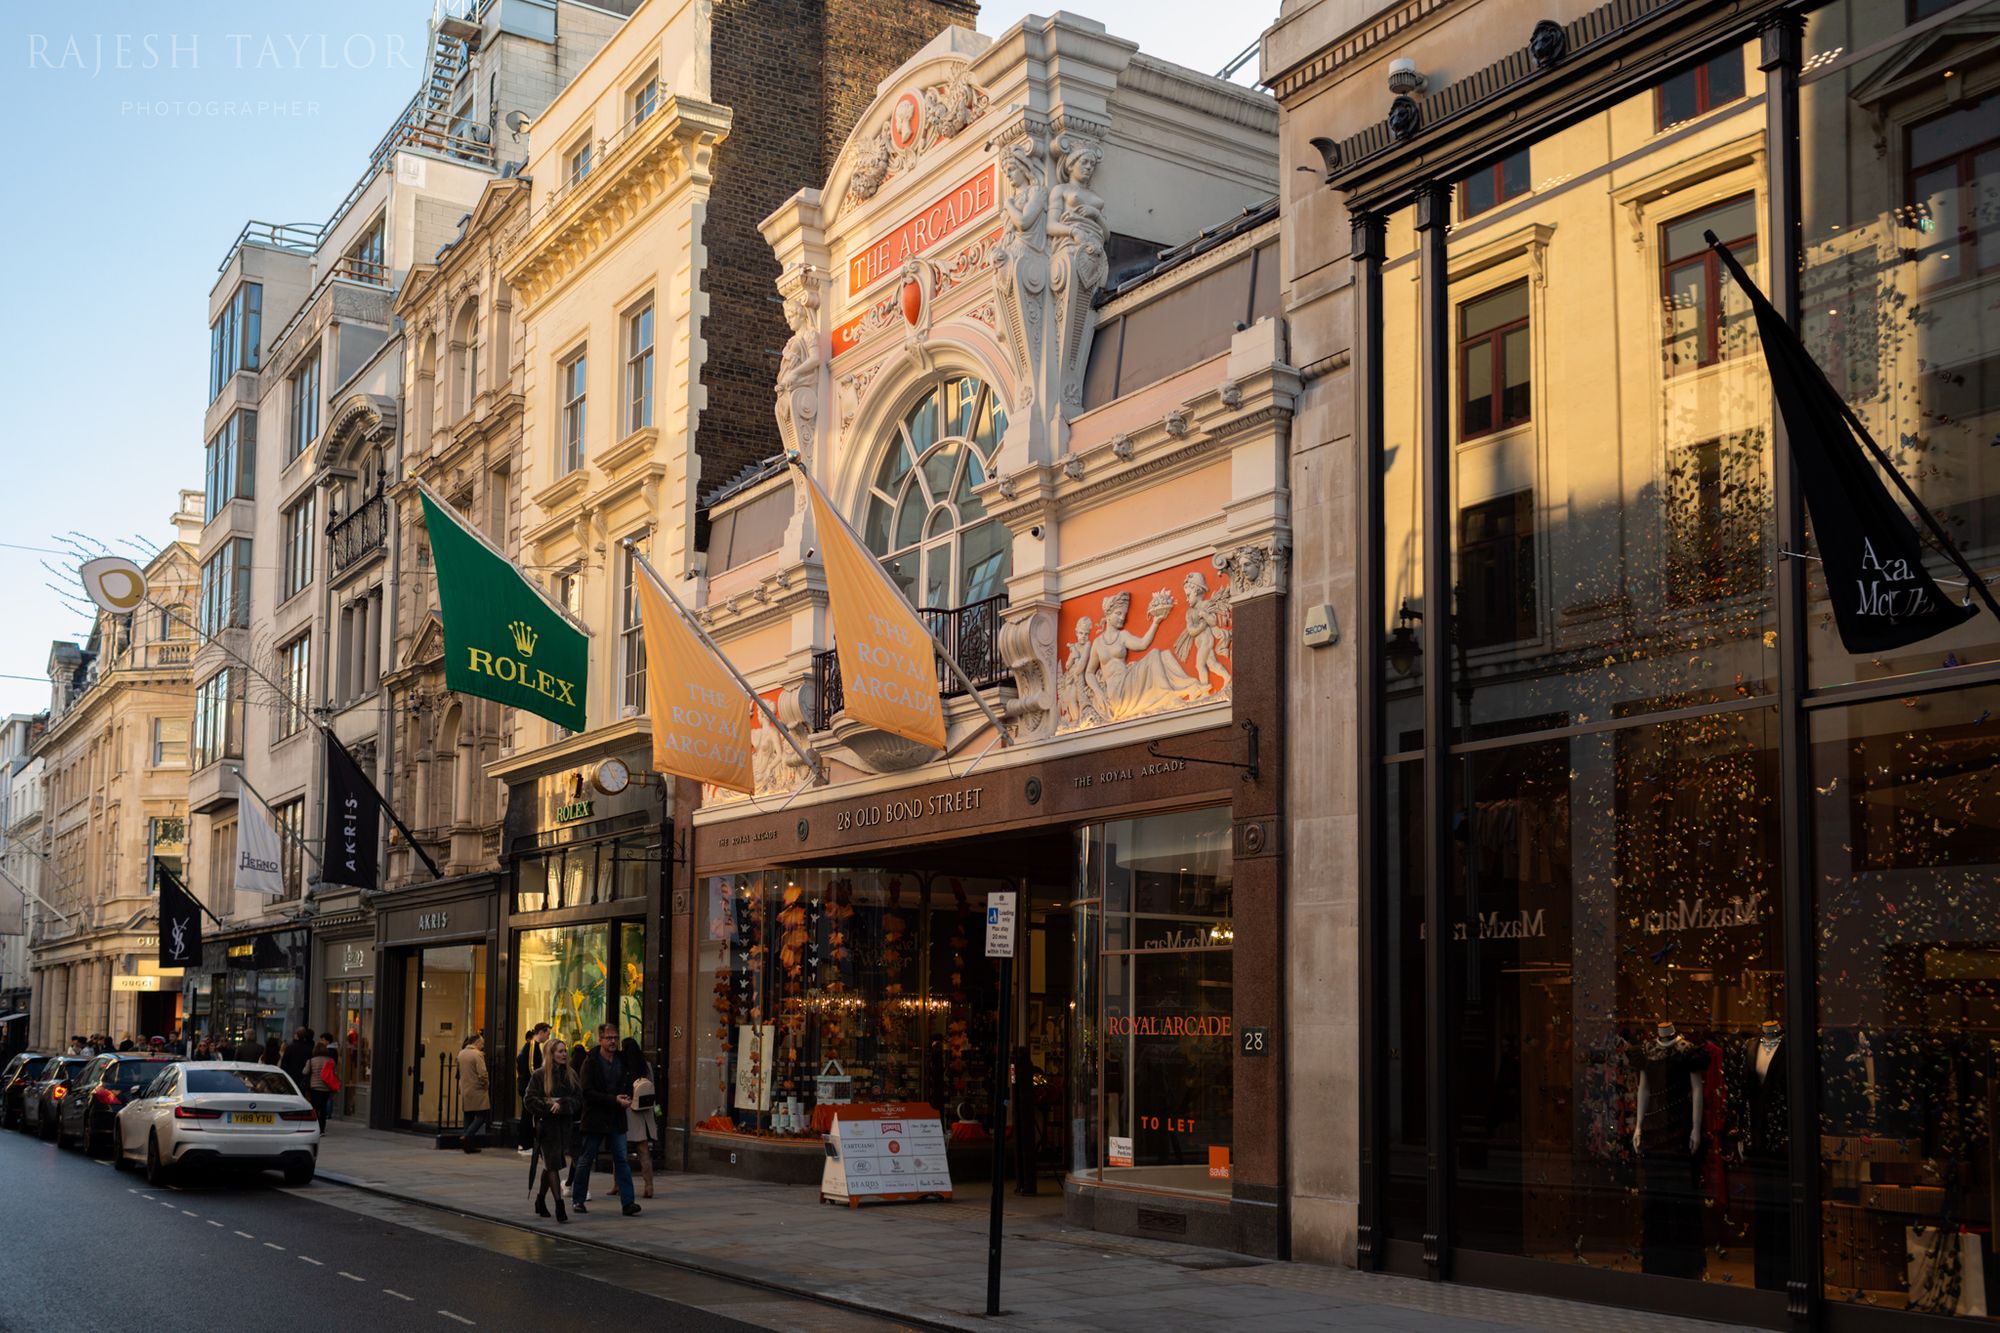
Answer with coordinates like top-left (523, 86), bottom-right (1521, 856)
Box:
top-left (985, 890), bottom-right (1018, 1317)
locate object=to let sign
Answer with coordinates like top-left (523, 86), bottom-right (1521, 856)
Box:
top-left (985, 891), bottom-right (1017, 958)
top-left (847, 164), bottom-right (997, 297)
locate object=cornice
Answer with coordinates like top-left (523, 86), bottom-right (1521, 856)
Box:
top-left (1267, 0), bottom-right (1457, 104)
top-left (504, 96), bottom-right (731, 310)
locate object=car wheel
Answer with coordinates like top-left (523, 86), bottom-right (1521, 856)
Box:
top-left (283, 1159), bottom-right (315, 1187)
top-left (145, 1133), bottom-right (171, 1187)
top-left (39, 1110), bottom-right (55, 1141)
top-left (112, 1135), bottom-right (132, 1170)
top-left (54, 1117), bottom-right (71, 1150)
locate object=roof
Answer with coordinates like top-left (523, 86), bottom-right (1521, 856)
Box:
top-left (701, 453), bottom-right (790, 511)
top-left (1098, 197), bottom-right (1280, 303)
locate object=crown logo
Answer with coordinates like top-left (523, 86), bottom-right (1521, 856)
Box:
top-left (508, 620), bottom-right (538, 656)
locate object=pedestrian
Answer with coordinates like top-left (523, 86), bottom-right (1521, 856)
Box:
top-left (281, 1026), bottom-right (313, 1084)
top-left (621, 1037), bottom-right (657, 1200)
top-left (525, 1039), bottom-right (578, 1223)
top-left (117, 1034), bottom-right (135, 1052)
top-left (304, 1040), bottom-right (335, 1131)
top-left (233, 1031), bottom-right (264, 1064)
top-left (572, 1023), bottom-right (639, 1217)
top-left (457, 1034), bottom-right (491, 1152)
top-left (261, 1033), bottom-right (282, 1066)
top-left (516, 1022), bottom-right (550, 1155)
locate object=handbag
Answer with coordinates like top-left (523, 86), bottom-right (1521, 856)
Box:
top-left (321, 1059), bottom-right (342, 1094)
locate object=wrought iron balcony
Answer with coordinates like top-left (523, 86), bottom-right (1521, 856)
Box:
top-left (812, 594), bottom-right (1011, 732)
top-left (328, 485), bottom-right (389, 575)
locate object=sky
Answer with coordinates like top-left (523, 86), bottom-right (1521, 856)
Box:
top-left (0, 0), bottom-right (1272, 719)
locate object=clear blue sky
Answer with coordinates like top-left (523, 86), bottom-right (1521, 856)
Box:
top-left (0, 0), bottom-right (1270, 718)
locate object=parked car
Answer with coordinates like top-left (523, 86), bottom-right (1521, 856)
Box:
top-left (1, 1053), bottom-right (50, 1129)
top-left (21, 1056), bottom-right (90, 1139)
top-left (57, 1053), bottom-right (176, 1156)
top-left (116, 1062), bottom-right (319, 1186)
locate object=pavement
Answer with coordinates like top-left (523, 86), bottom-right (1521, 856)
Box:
top-left (312, 1122), bottom-right (1755, 1332)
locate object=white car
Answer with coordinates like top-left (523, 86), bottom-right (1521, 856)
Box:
top-left (115, 1062), bottom-right (319, 1186)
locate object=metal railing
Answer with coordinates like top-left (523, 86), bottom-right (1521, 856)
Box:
top-left (216, 220), bottom-right (324, 274)
top-left (265, 254), bottom-right (392, 364)
top-left (811, 594), bottom-right (1011, 731)
top-left (328, 487), bottom-right (389, 574)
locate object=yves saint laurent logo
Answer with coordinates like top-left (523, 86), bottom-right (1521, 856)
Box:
top-left (168, 917), bottom-right (188, 961)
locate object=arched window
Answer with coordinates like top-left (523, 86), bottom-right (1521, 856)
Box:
top-left (861, 376), bottom-right (1009, 608)
top-left (450, 299), bottom-right (479, 420)
top-left (414, 333), bottom-right (437, 446)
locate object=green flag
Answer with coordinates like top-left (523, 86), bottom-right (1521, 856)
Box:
top-left (421, 489), bottom-right (588, 731)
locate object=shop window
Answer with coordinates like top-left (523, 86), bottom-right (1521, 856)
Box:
top-left (1661, 195), bottom-right (1758, 374)
top-left (1072, 808), bottom-right (1234, 1195)
top-left (1457, 283), bottom-right (1530, 439)
top-left (1460, 148), bottom-right (1531, 219)
top-left (1665, 431), bottom-right (1770, 605)
top-left (512, 834), bottom-right (650, 913)
top-left (1906, 94), bottom-right (1999, 287)
top-left (862, 376), bottom-right (1010, 608)
top-left (1801, 13), bottom-right (2000, 686)
top-left (1656, 48), bottom-right (1745, 130)
top-left (1456, 491), bottom-right (1537, 649)
top-left (1812, 688), bottom-right (2000, 1314)
top-left (514, 923), bottom-right (644, 1058)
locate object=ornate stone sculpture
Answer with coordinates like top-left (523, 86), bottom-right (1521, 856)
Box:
top-left (1054, 560), bottom-right (1239, 732)
top-left (842, 67), bottom-right (992, 212)
top-left (774, 285), bottom-right (821, 462)
top-left (1047, 135), bottom-right (1109, 412)
top-left (994, 139), bottom-right (1048, 408)
top-left (998, 605), bottom-right (1059, 739)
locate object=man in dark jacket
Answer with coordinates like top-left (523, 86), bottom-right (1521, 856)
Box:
top-left (516, 1023), bottom-right (549, 1153)
top-left (233, 1031), bottom-right (266, 1064)
top-left (572, 1024), bottom-right (639, 1216)
top-left (280, 1027), bottom-right (313, 1084)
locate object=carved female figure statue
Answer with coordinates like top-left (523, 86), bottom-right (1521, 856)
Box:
top-left (1175, 571), bottom-right (1232, 693)
top-left (1086, 590), bottom-right (1205, 723)
top-left (774, 289), bottom-right (821, 459)
top-left (1046, 136), bottom-right (1109, 407)
top-left (994, 141), bottom-right (1048, 400)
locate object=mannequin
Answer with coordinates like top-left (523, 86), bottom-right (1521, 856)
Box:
top-left (1740, 1018), bottom-right (1788, 1292)
top-left (1634, 1020), bottom-right (1707, 1278)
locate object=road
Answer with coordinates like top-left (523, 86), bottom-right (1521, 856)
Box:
top-left (0, 1124), bottom-right (901, 1333)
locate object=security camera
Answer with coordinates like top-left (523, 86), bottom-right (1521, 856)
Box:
top-left (1387, 57), bottom-right (1427, 96)
top-left (1031, 525), bottom-right (1043, 539)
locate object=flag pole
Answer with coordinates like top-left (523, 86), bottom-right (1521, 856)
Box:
top-left (227, 765), bottom-right (323, 875)
top-left (413, 480), bottom-right (595, 638)
top-left (0, 862), bottom-right (75, 927)
top-left (626, 545), bottom-right (825, 786)
top-left (321, 726), bottom-right (443, 882)
top-left (1707, 231), bottom-right (2000, 625)
top-left (157, 862), bottom-right (227, 929)
top-left (785, 452), bottom-right (1014, 746)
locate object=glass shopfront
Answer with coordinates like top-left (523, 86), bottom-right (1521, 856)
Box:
top-left (514, 921), bottom-right (649, 1053)
top-left (184, 930), bottom-right (306, 1049)
top-left (1357, 1), bottom-right (2000, 1323)
top-left (400, 944), bottom-right (487, 1127)
top-left (695, 808), bottom-right (1235, 1200)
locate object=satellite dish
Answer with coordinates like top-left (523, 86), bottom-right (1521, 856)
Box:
top-left (504, 109), bottom-right (530, 137)
top-left (79, 556), bottom-right (149, 614)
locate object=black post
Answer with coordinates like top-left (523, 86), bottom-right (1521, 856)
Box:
top-left (986, 954), bottom-right (1011, 1316)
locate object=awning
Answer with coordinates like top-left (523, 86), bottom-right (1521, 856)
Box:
top-left (0, 1012), bottom-right (26, 1023)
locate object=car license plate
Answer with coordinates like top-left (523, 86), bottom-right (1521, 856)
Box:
top-left (232, 1113), bottom-right (275, 1125)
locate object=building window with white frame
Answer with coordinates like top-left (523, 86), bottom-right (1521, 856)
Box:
top-left (289, 352), bottom-right (321, 460)
top-left (565, 137), bottom-right (592, 186)
top-left (558, 347), bottom-right (587, 474)
top-left (275, 633), bottom-right (310, 739)
top-left (274, 797), bottom-right (305, 898)
top-left (620, 534), bottom-right (649, 714)
top-left (208, 281), bottom-right (262, 401)
top-left (204, 410), bottom-right (256, 521)
top-left (630, 72), bottom-right (658, 126)
top-left (281, 494), bottom-right (316, 601)
top-left (151, 717), bottom-right (188, 767)
top-left (198, 538), bottom-right (253, 636)
top-left (625, 300), bottom-right (654, 435)
top-left (192, 668), bottom-right (243, 770)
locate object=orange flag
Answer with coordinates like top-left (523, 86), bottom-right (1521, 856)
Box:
top-left (634, 557), bottom-right (757, 794)
top-left (801, 467), bottom-right (947, 750)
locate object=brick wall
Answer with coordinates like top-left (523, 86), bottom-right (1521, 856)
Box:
top-left (696, 0), bottom-right (978, 503)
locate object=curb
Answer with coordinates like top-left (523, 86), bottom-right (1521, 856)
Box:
top-left (315, 1168), bottom-right (980, 1331)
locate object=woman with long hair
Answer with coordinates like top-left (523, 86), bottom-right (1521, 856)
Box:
top-left (621, 1037), bottom-right (657, 1200)
top-left (303, 1039), bottom-right (336, 1131)
top-left (524, 1039), bottom-right (580, 1222)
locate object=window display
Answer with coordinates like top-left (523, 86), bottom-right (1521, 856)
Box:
top-left (515, 924), bottom-right (607, 1052)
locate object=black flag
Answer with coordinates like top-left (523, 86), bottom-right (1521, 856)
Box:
top-left (157, 863), bottom-right (202, 970)
top-left (1708, 233), bottom-right (1982, 653)
top-left (321, 734), bottom-right (380, 891)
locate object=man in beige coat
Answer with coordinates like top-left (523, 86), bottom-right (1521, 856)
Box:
top-left (457, 1034), bottom-right (492, 1153)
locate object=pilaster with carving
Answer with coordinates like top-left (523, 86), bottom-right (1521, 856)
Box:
top-left (998, 603), bottom-right (1060, 739)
